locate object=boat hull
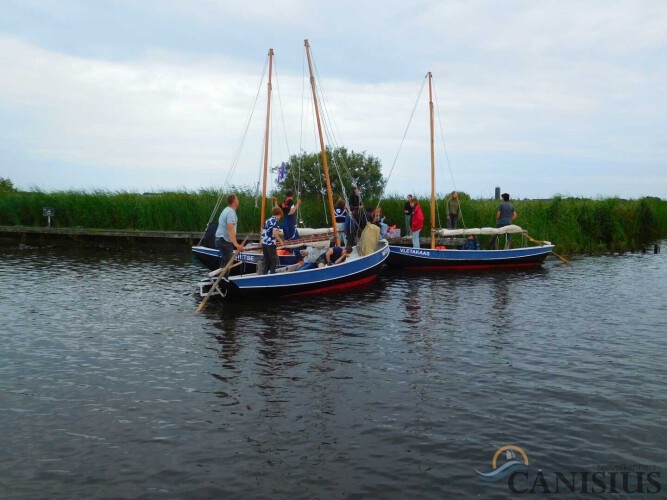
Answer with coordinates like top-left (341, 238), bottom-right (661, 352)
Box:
top-left (386, 244), bottom-right (554, 270)
top-left (200, 241), bottom-right (390, 300)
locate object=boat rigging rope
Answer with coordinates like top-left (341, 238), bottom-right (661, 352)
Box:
top-left (273, 58), bottom-right (292, 162)
top-left (310, 48), bottom-right (357, 194)
top-left (433, 82), bottom-right (466, 229)
top-left (375, 74), bottom-right (428, 209)
top-left (204, 53), bottom-right (269, 230)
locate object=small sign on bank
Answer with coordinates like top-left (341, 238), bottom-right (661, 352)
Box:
top-left (43, 207), bottom-right (55, 227)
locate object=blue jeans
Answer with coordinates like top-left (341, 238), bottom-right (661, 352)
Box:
top-left (336, 222), bottom-right (347, 246)
top-left (412, 230), bottom-right (420, 248)
top-left (448, 214), bottom-right (458, 229)
top-left (405, 215), bottom-right (412, 236)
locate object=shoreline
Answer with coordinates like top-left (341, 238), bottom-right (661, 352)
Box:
top-left (0, 225), bottom-right (661, 255)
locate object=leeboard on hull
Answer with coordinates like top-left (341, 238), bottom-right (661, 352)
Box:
top-left (386, 244), bottom-right (554, 269)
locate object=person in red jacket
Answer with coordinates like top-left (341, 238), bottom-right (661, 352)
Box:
top-left (409, 197), bottom-right (424, 248)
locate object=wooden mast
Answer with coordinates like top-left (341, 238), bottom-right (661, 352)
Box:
top-left (305, 39), bottom-right (339, 246)
top-left (259, 48), bottom-right (274, 234)
top-left (428, 72), bottom-right (436, 250)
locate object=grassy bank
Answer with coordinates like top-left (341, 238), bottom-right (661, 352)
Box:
top-left (1, 189), bottom-right (665, 253)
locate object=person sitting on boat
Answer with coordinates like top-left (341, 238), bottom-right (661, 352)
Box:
top-left (280, 190), bottom-right (302, 240)
top-left (487, 193), bottom-right (517, 249)
top-left (334, 198), bottom-right (348, 246)
top-left (298, 246), bottom-right (324, 270)
top-left (373, 207), bottom-right (388, 238)
top-left (215, 193), bottom-right (244, 276)
top-left (261, 207), bottom-right (285, 274)
top-left (316, 246), bottom-right (353, 267)
top-left (462, 234), bottom-right (480, 250)
top-left (409, 197), bottom-right (424, 248)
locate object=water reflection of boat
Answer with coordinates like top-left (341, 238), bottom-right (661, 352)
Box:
top-left (385, 72), bottom-right (555, 270)
top-left (198, 40), bottom-right (389, 301)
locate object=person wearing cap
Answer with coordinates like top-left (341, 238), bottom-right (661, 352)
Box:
top-left (488, 193), bottom-right (517, 249)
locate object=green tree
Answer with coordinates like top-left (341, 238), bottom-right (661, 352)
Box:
top-left (0, 177), bottom-right (16, 193)
top-left (275, 147), bottom-right (385, 202)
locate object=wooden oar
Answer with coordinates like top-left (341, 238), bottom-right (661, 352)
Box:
top-left (550, 251), bottom-right (570, 264)
top-left (526, 234), bottom-right (570, 264)
top-left (196, 238), bottom-right (247, 313)
top-left (208, 261), bottom-right (243, 277)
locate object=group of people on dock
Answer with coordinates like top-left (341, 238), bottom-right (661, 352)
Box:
top-left (214, 188), bottom-right (520, 275)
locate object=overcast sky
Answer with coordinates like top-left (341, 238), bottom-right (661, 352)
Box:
top-left (1, 0), bottom-right (665, 198)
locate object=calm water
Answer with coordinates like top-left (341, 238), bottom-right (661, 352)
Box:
top-left (1, 244), bottom-right (666, 499)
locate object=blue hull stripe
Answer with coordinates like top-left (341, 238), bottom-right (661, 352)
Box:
top-left (230, 242), bottom-right (390, 289)
top-left (388, 245), bottom-right (554, 261)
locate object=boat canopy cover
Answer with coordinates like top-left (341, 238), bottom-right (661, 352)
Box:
top-left (279, 227), bottom-right (332, 236)
top-left (435, 224), bottom-right (525, 237)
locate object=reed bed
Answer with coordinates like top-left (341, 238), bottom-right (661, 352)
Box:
top-left (1, 189), bottom-right (665, 253)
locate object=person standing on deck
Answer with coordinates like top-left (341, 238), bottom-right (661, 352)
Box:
top-left (215, 194), bottom-right (244, 276)
top-left (334, 198), bottom-right (348, 246)
top-left (347, 186), bottom-right (362, 246)
top-left (488, 193), bottom-right (517, 249)
top-left (410, 197), bottom-right (424, 249)
top-left (261, 206), bottom-right (285, 274)
top-left (280, 190), bottom-right (302, 241)
top-left (404, 194), bottom-right (413, 237)
top-left (446, 191), bottom-right (461, 229)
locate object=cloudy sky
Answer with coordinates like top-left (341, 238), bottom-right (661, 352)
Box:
top-left (0, 0), bottom-right (665, 198)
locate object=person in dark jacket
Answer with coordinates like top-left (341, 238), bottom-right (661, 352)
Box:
top-left (462, 234), bottom-right (480, 250)
top-left (347, 186), bottom-right (362, 246)
top-left (410, 197), bottom-right (424, 248)
top-left (315, 246), bottom-right (353, 267)
top-left (404, 194), bottom-right (413, 237)
top-left (280, 190), bottom-right (302, 240)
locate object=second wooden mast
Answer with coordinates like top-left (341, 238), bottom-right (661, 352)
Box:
top-left (428, 72), bottom-right (436, 250)
top-left (259, 48), bottom-right (274, 234)
top-left (305, 39), bottom-right (339, 246)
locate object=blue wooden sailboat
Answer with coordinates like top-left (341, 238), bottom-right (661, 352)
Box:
top-left (386, 73), bottom-right (556, 270)
top-left (200, 241), bottom-right (389, 299)
top-left (387, 228), bottom-right (553, 269)
top-left (198, 40), bottom-right (389, 301)
top-left (192, 46), bottom-right (332, 273)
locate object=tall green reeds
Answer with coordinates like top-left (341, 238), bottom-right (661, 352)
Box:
top-left (1, 189), bottom-right (665, 253)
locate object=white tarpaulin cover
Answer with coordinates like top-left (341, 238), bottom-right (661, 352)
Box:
top-left (435, 225), bottom-right (525, 237)
top-left (279, 227), bottom-right (333, 236)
